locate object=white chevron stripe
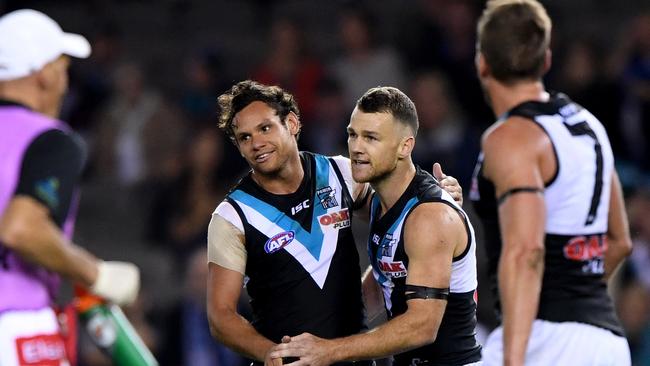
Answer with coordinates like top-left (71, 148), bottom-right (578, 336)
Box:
top-left (233, 165), bottom-right (345, 289)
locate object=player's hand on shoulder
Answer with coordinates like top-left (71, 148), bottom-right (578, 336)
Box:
top-left (433, 163), bottom-right (463, 205)
top-left (91, 260), bottom-right (140, 306)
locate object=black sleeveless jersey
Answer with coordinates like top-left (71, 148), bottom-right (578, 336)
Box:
top-left (470, 93), bottom-right (624, 336)
top-left (225, 152), bottom-right (366, 343)
top-left (368, 167), bottom-right (481, 366)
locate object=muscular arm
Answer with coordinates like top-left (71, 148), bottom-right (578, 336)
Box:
top-left (482, 118), bottom-right (547, 366)
top-left (207, 263), bottom-right (275, 361)
top-left (206, 213), bottom-right (276, 362)
top-left (603, 171), bottom-right (633, 279)
top-left (270, 203), bottom-right (466, 365)
top-left (0, 196), bottom-right (98, 286)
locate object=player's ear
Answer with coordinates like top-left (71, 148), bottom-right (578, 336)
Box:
top-left (285, 112), bottom-right (301, 136)
top-left (34, 64), bottom-right (54, 91)
top-left (476, 52), bottom-right (490, 79)
top-left (398, 136), bottom-right (415, 159)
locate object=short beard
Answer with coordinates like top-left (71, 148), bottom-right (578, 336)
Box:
top-left (365, 160), bottom-right (398, 186)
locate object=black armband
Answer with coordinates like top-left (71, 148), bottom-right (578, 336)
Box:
top-left (405, 284), bottom-right (449, 301)
top-left (497, 187), bottom-right (543, 205)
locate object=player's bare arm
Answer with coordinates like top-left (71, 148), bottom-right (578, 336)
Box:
top-left (603, 171), bottom-right (633, 279)
top-left (268, 202), bottom-right (465, 366)
top-left (361, 265), bottom-right (384, 324)
top-left (208, 263), bottom-right (279, 363)
top-left (206, 215), bottom-right (278, 363)
top-left (482, 117), bottom-right (549, 366)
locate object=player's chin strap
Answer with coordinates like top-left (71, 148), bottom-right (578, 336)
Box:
top-left (405, 284), bottom-right (449, 301)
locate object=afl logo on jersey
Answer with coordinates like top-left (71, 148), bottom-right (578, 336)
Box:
top-left (264, 231), bottom-right (295, 254)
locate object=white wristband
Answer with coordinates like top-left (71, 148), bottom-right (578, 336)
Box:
top-left (91, 261), bottom-right (140, 306)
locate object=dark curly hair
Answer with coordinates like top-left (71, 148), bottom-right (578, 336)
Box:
top-left (217, 80), bottom-right (301, 141)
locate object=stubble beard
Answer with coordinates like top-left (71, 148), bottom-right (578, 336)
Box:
top-left (356, 160), bottom-right (394, 187)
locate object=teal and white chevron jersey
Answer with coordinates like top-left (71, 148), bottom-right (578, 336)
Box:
top-left (218, 152), bottom-right (366, 344)
top-left (368, 166), bottom-right (481, 366)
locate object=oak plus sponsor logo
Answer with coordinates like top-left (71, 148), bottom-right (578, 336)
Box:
top-left (264, 231), bottom-right (295, 254)
top-left (377, 260), bottom-right (407, 278)
top-left (563, 234), bottom-right (607, 274)
top-left (318, 208), bottom-right (350, 229)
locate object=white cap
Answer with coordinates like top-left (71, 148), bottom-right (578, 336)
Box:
top-left (0, 9), bottom-right (91, 81)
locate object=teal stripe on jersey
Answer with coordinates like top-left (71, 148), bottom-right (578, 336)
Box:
top-left (229, 155), bottom-right (334, 260)
top-left (368, 196), bottom-right (419, 285)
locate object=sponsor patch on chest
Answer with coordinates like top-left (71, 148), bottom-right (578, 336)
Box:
top-left (317, 186), bottom-right (338, 209)
top-left (318, 208), bottom-right (350, 229)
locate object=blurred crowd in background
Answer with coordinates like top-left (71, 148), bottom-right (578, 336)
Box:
top-left (2, 0), bottom-right (649, 365)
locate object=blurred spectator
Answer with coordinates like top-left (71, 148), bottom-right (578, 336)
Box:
top-left (148, 128), bottom-right (225, 269)
top-left (551, 39), bottom-right (625, 161)
top-left (62, 22), bottom-right (123, 135)
top-left (410, 71), bottom-right (480, 188)
top-left (93, 61), bottom-right (186, 187)
top-left (397, 0), bottom-right (447, 73)
top-left (620, 188), bottom-right (650, 364)
top-left (625, 189), bottom-right (650, 289)
top-left (331, 6), bottom-right (406, 109)
top-left (610, 12), bottom-right (650, 171)
top-left (617, 280), bottom-right (650, 366)
top-left (302, 77), bottom-right (349, 155)
top-left (156, 248), bottom-right (249, 366)
top-left (398, 0), bottom-right (491, 124)
top-left (252, 17), bottom-right (324, 122)
top-left (180, 48), bottom-right (229, 127)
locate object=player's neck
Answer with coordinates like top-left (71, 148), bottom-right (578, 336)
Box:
top-left (372, 161), bottom-right (416, 217)
top-left (0, 80), bottom-right (42, 114)
top-left (489, 79), bottom-right (548, 118)
top-left (251, 150), bottom-right (304, 195)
